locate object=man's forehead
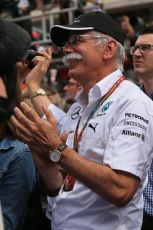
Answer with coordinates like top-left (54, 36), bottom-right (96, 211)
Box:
top-left (137, 33), bottom-right (153, 42)
top-left (137, 33), bottom-right (153, 40)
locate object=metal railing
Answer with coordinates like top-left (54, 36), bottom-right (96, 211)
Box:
top-left (8, 5), bottom-right (78, 45)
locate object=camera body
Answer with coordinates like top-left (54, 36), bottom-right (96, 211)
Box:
top-left (24, 50), bottom-right (39, 69)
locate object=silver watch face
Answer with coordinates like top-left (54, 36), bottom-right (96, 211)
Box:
top-left (38, 88), bottom-right (45, 95)
top-left (50, 150), bottom-right (61, 163)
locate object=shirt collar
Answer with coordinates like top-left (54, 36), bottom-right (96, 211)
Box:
top-left (76, 69), bottom-right (123, 106)
top-left (140, 85), bottom-right (153, 100)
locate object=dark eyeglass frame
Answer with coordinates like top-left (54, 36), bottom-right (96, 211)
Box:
top-left (63, 34), bottom-right (108, 48)
top-left (130, 44), bottom-right (153, 55)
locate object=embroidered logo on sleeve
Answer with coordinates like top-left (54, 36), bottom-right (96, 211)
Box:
top-left (121, 130), bottom-right (145, 141)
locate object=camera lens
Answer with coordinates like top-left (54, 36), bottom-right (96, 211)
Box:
top-left (24, 50), bottom-right (38, 69)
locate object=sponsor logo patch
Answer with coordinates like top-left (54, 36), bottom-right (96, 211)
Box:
top-left (122, 129), bottom-right (145, 141)
top-left (123, 120), bottom-right (147, 131)
top-left (88, 123), bottom-right (98, 133)
top-left (101, 101), bottom-right (113, 113)
top-left (71, 106), bottom-right (81, 120)
top-left (125, 113), bottom-right (148, 124)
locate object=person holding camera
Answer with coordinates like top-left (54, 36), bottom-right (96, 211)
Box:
top-left (0, 20), bottom-right (36, 230)
top-left (10, 11), bottom-right (153, 229)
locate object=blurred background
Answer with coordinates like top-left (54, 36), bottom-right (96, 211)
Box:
top-left (1, 0), bottom-right (153, 102)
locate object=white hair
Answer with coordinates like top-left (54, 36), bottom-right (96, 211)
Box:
top-left (89, 30), bottom-right (125, 72)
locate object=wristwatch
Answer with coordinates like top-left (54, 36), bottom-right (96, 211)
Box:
top-left (31, 88), bottom-right (46, 100)
top-left (49, 143), bottom-right (67, 163)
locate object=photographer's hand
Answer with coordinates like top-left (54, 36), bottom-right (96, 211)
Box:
top-left (24, 48), bottom-right (53, 117)
top-left (25, 48), bottom-right (52, 90)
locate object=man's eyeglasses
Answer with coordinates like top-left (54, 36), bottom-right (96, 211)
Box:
top-left (130, 44), bottom-right (153, 55)
top-left (63, 34), bottom-right (107, 48)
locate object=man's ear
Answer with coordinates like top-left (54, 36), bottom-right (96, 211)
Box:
top-left (103, 41), bottom-right (117, 60)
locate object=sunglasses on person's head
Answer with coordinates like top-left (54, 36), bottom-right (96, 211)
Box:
top-left (130, 44), bottom-right (153, 55)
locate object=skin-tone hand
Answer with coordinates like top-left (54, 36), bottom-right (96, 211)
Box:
top-left (16, 60), bottom-right (30, 81)
top-left (9, 102), bottom-right (62, 158)
top-left (9, 102), bottom-right (140, 204)
top-left (16, 48), bottom-right (53, 117)
top-left (120, 15), bottom-right (135, 38)
top-left (25, 48), bottom-right (52, 89)
top-left (16, 48), bottom-right (52, 87)
top-left (9, 101), bottom-right (65, 195)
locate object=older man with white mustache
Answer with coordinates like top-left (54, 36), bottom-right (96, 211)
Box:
top-left (10, 11), bottom-right (153, 230)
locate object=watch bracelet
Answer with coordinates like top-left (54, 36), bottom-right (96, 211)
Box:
top-left (31, 89), bottom-right (46, 100)
top-left (56, 143), bottom-right (67, 152)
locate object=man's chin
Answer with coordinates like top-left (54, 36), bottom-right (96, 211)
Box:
top-left (134, 67), bottom-right (145, 75)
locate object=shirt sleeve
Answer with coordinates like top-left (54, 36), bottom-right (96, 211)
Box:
top-left (103, 98), bottom-right (153, 181)
top-left (42, 103), bottom-right (66, 134)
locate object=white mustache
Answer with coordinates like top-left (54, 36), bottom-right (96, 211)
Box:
top-left (62, 52), bottom-right (83, 66)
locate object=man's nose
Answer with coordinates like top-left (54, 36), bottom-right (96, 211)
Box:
top-left (133, 48), bottom-right (142, 56)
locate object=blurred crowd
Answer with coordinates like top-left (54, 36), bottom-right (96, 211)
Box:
top-left (1, 2), bottom-right (153, 230)
top-left (0, 0), bottom-right (153, 90)
top-left (1, 0), bottom-right (153, 112)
